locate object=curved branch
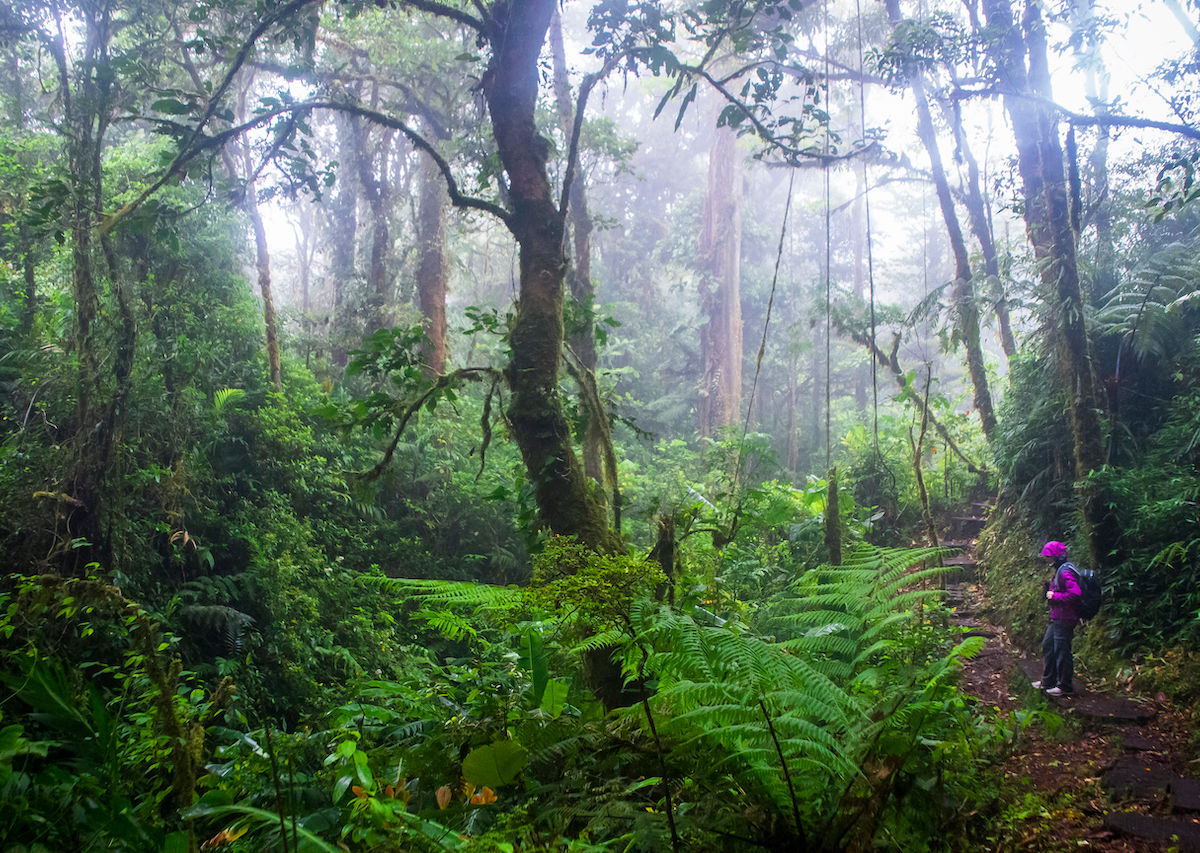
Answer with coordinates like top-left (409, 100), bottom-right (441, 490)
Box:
top-left (105, 97), bottom-right (511, 235)
top-left (98, 0), bottom-right (322, 234)
top-left (559, 54), bottom-right (624, 218)
top-left (847, 328), bottom-right (987, 475)
top-left (399, 0), bottom-right (485, 32)
top-left (953, 86), bottom-right (1200, 141)
top-left (305, 100), bottom-right (512, 224)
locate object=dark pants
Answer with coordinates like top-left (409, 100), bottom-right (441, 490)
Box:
top-left (1041, 619), bottom-right (1075, 692)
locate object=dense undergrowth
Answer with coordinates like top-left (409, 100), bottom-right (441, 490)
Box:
top-left (3, 540), bottom-right (1026, 852)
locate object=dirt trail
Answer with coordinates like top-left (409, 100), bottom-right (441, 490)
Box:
top-left (942, 510), bottom-right (1200, 851)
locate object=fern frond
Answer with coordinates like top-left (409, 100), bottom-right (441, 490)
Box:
top-left (416, 608), bottom-right (477, 641)
top-left (357, 576), bottom-right (520, 610)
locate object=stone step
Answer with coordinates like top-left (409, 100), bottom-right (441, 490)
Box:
top-left (1103, 812), bottom-right (1200, 851)
top-left (1104, 757), bottom-right (1175, 800)
top-left (961, 627), bottom-right (998, 639)
top-left (1173, 778), bottom-right (1200, 813)
top-left (1062, 694), bottom-right (1158, 723)
top-left (1121, 732), bottom-right (1163, 752)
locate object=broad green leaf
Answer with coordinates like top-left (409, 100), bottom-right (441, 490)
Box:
top-left (522, 629), bottom-right (548, 704)
top-left (539, 678), bottom-right (568, 719)
top-left (461, 741), bottom-right (527, 788)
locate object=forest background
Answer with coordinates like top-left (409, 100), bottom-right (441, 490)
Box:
top-left (2, 0), bottom-right (1200, 849)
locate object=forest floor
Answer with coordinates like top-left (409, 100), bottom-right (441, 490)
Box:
top-left (948, 576), bottom-right (1200, 851)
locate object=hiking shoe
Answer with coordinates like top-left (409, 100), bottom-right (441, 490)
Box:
top-left (1031, 681), bottom-right (1045, 689)
top-left (1045, 687), bottom-right (1064, 696)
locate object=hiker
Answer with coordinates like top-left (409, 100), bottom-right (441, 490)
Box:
top-left (1032, 540), bottom-right (1081, 696)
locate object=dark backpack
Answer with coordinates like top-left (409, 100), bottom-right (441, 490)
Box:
top-left (1063, 562), bottom-right (1102, 621)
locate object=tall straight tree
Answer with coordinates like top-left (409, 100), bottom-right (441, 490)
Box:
top-left (328, 108), bottom-right (360, 367)
top-left (698, 119), bottom-right (744, 438)
top-left (982, 0), bottom-right (1111, 567)
top-left (414, 141), bottom-right (450, 374)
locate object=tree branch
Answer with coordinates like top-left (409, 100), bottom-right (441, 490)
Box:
top-left (398, 0), bottom-right (485, 32)
top-left (559, 54), bottom-right (623, 218)
top-left (305, 100), bottom-right (512, 224)
top-left (362, 367), bottom-right (501, 481)
top-left (953, 86), bottom-right (1200, 141)
top-left (99, 0), bottom-right (322, 235)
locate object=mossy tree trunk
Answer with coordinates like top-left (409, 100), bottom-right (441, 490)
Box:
top-left (353, 93), bottom-right (395, 335)
top-left (415, 145), bottom-right (449, 375)
top-left (481, 0), bottom-right (619, 554)
top-left (982, 0), bottom-right (1112, 569)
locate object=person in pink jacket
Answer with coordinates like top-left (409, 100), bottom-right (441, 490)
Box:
top-left (1031, 540), bottom-right (1082, 696)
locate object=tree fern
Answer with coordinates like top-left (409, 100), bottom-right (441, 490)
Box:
top-left (1097, 236), bottom-right (1200, 362)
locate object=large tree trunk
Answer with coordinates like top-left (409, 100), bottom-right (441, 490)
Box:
top-left (982, 0), bottom-right (1111, 568)
top-left (887, 0), bottom-right (996, 441)
top-left (697, 122), bottom-right (744, 438)
top-left (54, 12), bottom-right (115, 572)
top-left (481, 0), bottom-right (619, 554)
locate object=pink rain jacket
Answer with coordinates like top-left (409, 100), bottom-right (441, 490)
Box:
top-left (1048, 562), bottom-right (1083, 623)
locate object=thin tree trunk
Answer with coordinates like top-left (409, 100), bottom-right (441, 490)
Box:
top-left (550, 9), bottom-right (604, 486)
top-left (911, 367), bottom-right (939, 549)
top-left (698, 121), bottom-right (743, 438)
top-left (852, 169), bottom-right (868, 410)
top-left (948, 100), bottom-right (1016, 358)
top-left (246, 191), bottom-right (282, 390)
top-left (224, 85), bottom-right (282, 391)
top-left (887, 0), bottom-right (996, 441)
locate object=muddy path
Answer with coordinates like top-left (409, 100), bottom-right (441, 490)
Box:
top-left (942, 513), bottom-right (1200, 851)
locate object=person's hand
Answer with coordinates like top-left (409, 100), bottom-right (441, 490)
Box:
top-left (1046, 590), bottom-right (1054, 600)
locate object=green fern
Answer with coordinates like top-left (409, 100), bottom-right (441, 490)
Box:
top-left (356, 576), bottom-right (521, 611)
top-left (1097, 236), bottom-right (1200, 362)
top-left (619, 544), bottom-right (972, 845)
